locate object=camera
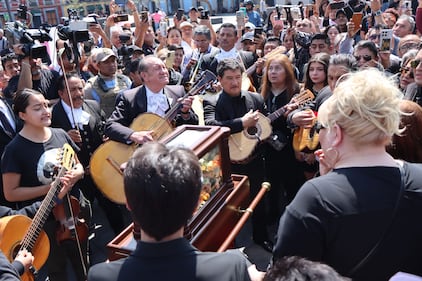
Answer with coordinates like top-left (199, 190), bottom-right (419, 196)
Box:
top-left (176, 8), bottom-right (184, 21)
top-left (295, 31), bottom-right (312, 48)
top-left (4, 21), bottom-right (52, 59)
top-left (117, 34), bottom-right (133, 71)
top-left (200, 10), bottom-right (209, 19)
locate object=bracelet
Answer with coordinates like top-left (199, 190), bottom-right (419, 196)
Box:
top-left (373, 10), bottom-right (382, 16)
top-left (21, 61), bottom-right (30, 67)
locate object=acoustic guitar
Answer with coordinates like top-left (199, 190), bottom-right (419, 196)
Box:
top-left (0, 144), bottom-right (75, 281)
top-left (292, 109), bottom-right (320, 152)
top-left (90, 70), bottom-right (217, 204)
top-left (229, 90), bottom-right (314, 163)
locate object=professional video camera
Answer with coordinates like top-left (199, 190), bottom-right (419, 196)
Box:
top-left (117, 33), bottom-right (133, 73)
top-left (56, 9), bottom-right (90, 43)
top-left (4, 20), bottom-right (52, 59)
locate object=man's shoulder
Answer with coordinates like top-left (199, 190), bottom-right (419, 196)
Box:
top-left (195, 251), bottom-right (251, 280)
top-left (88, 259), bottom-right (125, 281)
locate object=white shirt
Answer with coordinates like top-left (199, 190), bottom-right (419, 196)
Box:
top-left (61, 100), bottom-right (91, 130)
top-left (215, 47), bottom-right (239, 62)
top-left (0, 99), bottom-right (15, 131)
top-left (145, 86), bottom-right (169, 117)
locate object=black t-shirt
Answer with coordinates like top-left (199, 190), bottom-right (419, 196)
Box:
top-left (1, 128), bottom-right (80, 208)
top-left (3, 69), bottom-right (60, 101)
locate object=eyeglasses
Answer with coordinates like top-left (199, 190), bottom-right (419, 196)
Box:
top-left (400, 67), bottom-right (414, 78)
top-left (314, 122), bottom-right (326, 133)
top-left (368, 34), bottom-right (380, 40)
top-left (410, 59), bottom-right (422, 69)
top-left (354, 55), bottom-right (373, 62)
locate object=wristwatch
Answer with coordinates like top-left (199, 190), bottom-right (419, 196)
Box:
top-left (373, 10), bottom-right (382, 16)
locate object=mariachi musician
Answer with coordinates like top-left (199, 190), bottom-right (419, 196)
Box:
top-left (182, 25), bottom-right (219, 85)
top-left (104, 55), bottom-right (198, 145)
top-left (51, 73), bottom-right (128, 236)
top-left (199, 23), bottom-right (256, 79)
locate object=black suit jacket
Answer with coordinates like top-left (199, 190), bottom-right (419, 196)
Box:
top-left (0, 98), bottom-right (21, 208)
top-left (200, 50), bottom-right (256, 75)
top-left (203, 90), bottom-right (267, 134)
top-left (87, 238), bottom-right (251, 281)
top-left (105, 85), bottom-right (198, 143)
top-left (51, 99), bottom-right (106, 167)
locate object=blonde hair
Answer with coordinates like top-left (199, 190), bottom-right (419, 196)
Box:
top-left (318, 69), bottom-right (404, 145)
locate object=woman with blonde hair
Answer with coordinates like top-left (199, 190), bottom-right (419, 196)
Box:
top-left (273, 69), bottom-right (422, 280)
top-left (260, 54), bottom-right (305, 220)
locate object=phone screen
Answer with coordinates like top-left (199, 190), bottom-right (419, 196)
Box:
top-left (165, 51), bottom-right (175, 68)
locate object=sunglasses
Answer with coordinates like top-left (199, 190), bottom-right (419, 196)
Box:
top-left (314, 122), bottom-right (326, 133)
top-left (368, 34), bottom-right (380, 40)
top-left (354, 55), bottom-right (373, 62)
top-left (410, 59), bottom-right (422, 69)
top-left (400, 67), bottom-right (414, 78)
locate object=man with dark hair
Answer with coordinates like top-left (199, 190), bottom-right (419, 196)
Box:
top-left (4, 47), bottom-right (60, 104)
top-left (200, 23), bottom-right (256, 74)
top-left (265, 256), bottom-right (350, 281)
top-left (203, 59), bottom-right (272, 252)
top-left (87, 142), bottom-right (252, 281)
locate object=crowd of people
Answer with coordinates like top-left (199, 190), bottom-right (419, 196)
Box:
top-left (0, 0), bottom-right (422, 280)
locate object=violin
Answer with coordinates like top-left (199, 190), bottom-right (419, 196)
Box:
top-left (52, 195), bottom-right (89, 244)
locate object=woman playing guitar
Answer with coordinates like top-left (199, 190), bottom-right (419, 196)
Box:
top-left (260, 54), bottom-right (307, 220)
top-left (1, 88), bottom-right (88, 281)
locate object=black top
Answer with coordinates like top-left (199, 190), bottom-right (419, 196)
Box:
top-left (273, 162), bottom-right (422, 280)
top-left (88, 238), bottom-right (251, 281)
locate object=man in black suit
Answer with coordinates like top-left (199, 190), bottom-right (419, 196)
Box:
top-left (200, 23), bottom-right (256, 75)
top-left (87, 142), bottom-right (252, 281)
top-left (105, 55), bottom-right (198, 145)
top-left (51, 73), bottom-right (127, 235)
top-left (203, 59), bottom-right (272, 252)
top-left (0, 96), bottom-right (19, 208)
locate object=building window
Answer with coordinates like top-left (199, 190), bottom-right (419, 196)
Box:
top-left (45, 10), bottom-right (58, 25)
top-left (29, 0), bottom-right (39, 7)
top-left (44, 0), bottom-right (53, 4)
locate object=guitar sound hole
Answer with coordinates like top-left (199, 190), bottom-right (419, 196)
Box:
top-left (11, 243), bottom-right (21, 261)
top-left (247, 126), bottom-right (258, 136)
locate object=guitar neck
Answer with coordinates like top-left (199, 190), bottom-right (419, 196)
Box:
top-left (267, 105), bottom-right (287, 123)
top-left (20, 168), bottom-right (66, 252)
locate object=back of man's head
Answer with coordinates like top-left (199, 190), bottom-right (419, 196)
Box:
top-left (124, 142), bottom-right (202, 241)
top-left (265, 257), bottom-right (350, 281)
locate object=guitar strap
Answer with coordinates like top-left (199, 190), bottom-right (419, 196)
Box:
top-left (348, 163), bottom-right (406, 276)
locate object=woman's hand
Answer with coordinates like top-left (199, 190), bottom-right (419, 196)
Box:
top-left (15, 249), bottom-right (34, 273)
top-left (315, 148), bottom-right (339, 175)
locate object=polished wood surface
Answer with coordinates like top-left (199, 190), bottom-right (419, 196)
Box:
top-left (0, 215), bottom-right (50, 281)
top-left (107, 175), bottom-right (250, 261)
top-left (90, 113), bottom-right (173, 204)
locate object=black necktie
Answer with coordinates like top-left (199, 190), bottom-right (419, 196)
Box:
top-left (0, 110), bottom-right (15, 138)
